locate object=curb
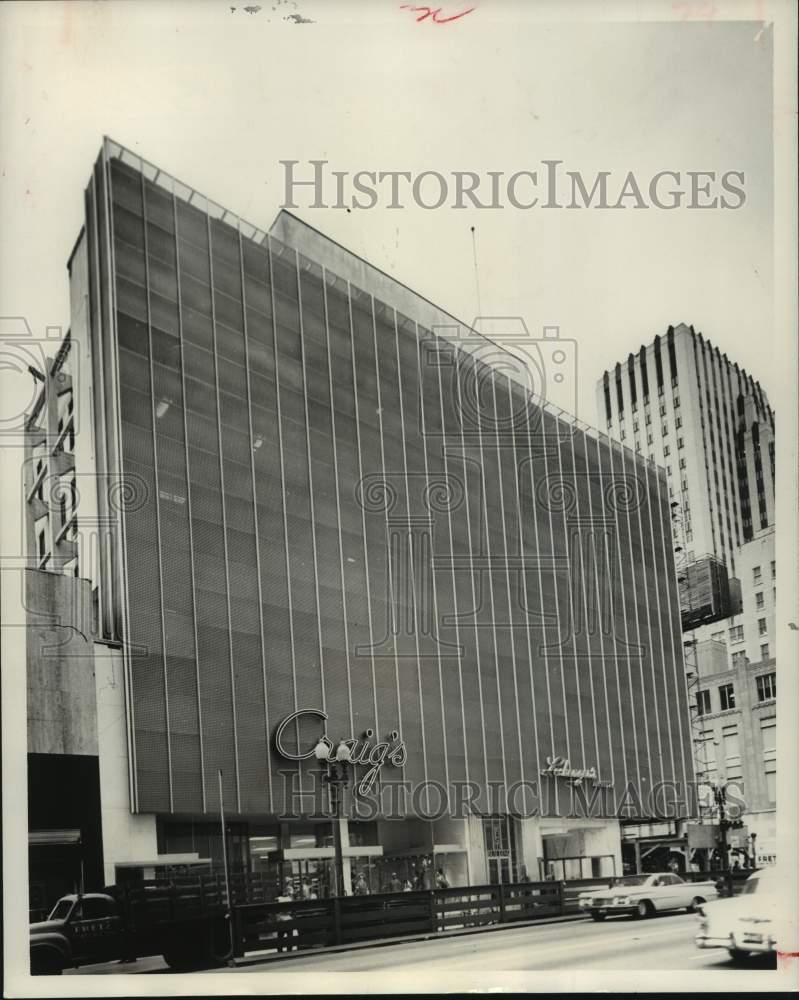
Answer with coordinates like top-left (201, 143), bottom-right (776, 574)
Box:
top-left (231, 911), bottom-right (586, 967)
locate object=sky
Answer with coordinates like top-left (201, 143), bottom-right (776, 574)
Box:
top-left (0, 1), bottom-right (776, 430)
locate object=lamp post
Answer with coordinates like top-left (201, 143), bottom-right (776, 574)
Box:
top-left (314, 738), bottom-right (351, 898)
top-left (713, 783), bottom-right (729, 873)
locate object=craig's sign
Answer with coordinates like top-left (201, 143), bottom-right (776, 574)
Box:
top-left (274, 709), bottom-right (407, 796)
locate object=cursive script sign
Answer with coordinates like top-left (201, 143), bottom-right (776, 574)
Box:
top-left (540, 755), bottom-right (605, 786)
top-left (274, 709), bottom-right (407, 796)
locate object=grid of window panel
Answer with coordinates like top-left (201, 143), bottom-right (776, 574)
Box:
top-left (86, 144), bottom-right (692, 818)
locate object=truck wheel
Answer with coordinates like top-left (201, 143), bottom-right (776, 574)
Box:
top-left (163, 943), bottom-right (208, 971)
top-left (31, 951), bottom-right (64, 976)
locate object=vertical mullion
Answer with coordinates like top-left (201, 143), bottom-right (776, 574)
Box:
top-left (207, 215), bottom-right (241, 811)
top-left (413, 322), bottom-right (450, 800)
top-left (487, 378), bottom-right (521, 790)
top-left (523, 405), bottom-right (556, 801)
top-left (645, 467), bottom-right (680, 791)
top-left (391, 309), bottom-right (430, 805)
top-left (266, 238), bottom-right (301, 766)
top-left (317, 273), bottom-right (351, 729)
top-left (450, 350), bottom-right (490, 790)
top-left (555, 421), bottom-right (586, 767)
top-left (619, 443), bottom-right (650, 793)
top-left (345, 283), bottom-right (378, 738)
top-left (633, 453), bottom-right (666, 790)
top-left (539, 410), bottom-right (568, 815)
top-left (581, 434), bottom-right (615, 788)
top-left (293, 253), bottom-right (328, 724)
top-left (140, 173), bottom-right (174, 812)
top-left (507, 383), bottom-right (541, 797)
top-left (593, 435), bottom-right (628, 795)
top-left (568, 429), bottom-right (601, 773)
top-left (173, 192), bottom-right (207, 813)
top-left (368, 296), bottom-right (405, 786)
top-left (238, 227), bottom-right (274, 813)
top-left (471, 361), bottom-right (508, 795)
top-left (432, 336), bottom-right (470, 790)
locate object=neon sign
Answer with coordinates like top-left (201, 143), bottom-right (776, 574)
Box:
top-left (540, 755), bottom-right (608, 787)
top-left (274, 709), bottom-right (407, 795)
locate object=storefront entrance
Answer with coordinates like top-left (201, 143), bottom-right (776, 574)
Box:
top-left (483, 816), bottom-right (520, 884)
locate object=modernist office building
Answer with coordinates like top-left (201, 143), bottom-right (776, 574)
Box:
top-left (597, 325), bottom-right (775, 629)
top-left (47, 138), bottom-right (694, 894)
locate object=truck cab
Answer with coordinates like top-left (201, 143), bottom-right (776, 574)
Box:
top-left (30, 892), bottom-right (125, 974)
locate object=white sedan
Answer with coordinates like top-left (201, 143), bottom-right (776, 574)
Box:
top-left (695, 865), bottom-right (791, 962)
top-left (578, 872), bottom-right (720, 920)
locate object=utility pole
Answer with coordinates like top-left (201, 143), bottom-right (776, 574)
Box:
top-left (218, 770), bottom-right (236, 964)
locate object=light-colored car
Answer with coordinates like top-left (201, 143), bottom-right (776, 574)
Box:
top-left (695, 865), bottom-right (785, 961)
top-left (578, 872), bottom-right (719, 920)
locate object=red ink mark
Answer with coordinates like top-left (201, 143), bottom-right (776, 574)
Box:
top-left (400, 5), bottom-right (476, 24)
top-left (778, 950), bottom-right (799, 958)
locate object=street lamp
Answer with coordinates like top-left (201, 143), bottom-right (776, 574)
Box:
top-left (315, 739), bottom-right (350, 898)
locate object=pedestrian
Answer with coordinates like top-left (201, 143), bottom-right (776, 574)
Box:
top-left (353, 871), bottom-right (369, 896)
top-left (275, 881), bottom-right (296, 953)
top-left (403, 879), bottom-right (413, 892)
top-left (300, 877), bottom-right (314, 899)
top-left (389, 872), bottom-right (403, 893)
top-left (435, 867), bottom-right (449, 890)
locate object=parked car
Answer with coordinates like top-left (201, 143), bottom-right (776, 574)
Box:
top-left (695, 865), bottom-right (788, 962)
top-left (578, 872), bottom-right (719, 920)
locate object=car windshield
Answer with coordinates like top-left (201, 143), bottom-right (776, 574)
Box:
top-left (741, 870), bottom-right (774, 895)
top-left (614, 875), bottom-right (650, 886)
top-left (48, 899), bottom-right (74, 920)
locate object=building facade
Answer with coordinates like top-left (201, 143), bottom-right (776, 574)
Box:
top-left (687, 527), bottom-right (777, 864)
top-left (29, 138), bottom-right (695, 900)
top-left (598, 327), bottom-right (777, 869)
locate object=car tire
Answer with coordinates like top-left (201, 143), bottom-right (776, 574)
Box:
top-left (590, 911), bottom-right (606, 921)
top-left (636, 900), bottom-right (653, 919)
top-left (728, 948), bottom-right (753, 963)
top-left (688, 896), bottom-right (705, 913)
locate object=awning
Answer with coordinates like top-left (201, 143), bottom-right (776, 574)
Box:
top-left (29, 829), bottom-right (81, 847)
top-left (114, 854), bottom-right (210, 868)
top-left (266, 846), bottom-right (385, 862)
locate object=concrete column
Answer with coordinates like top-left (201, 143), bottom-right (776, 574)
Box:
top-left (518, 817), bottom-right (544, 881)
top-left (466, 815), bottom-right (487, 884)
top-left (339, 818), bottom-right (353, 895)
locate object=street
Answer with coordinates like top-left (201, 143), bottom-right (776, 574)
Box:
top-left (66, 911), bottom-right (779, 976)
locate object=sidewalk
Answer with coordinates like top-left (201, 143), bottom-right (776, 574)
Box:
top-left (230, 910), bottom-right (586, 968)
